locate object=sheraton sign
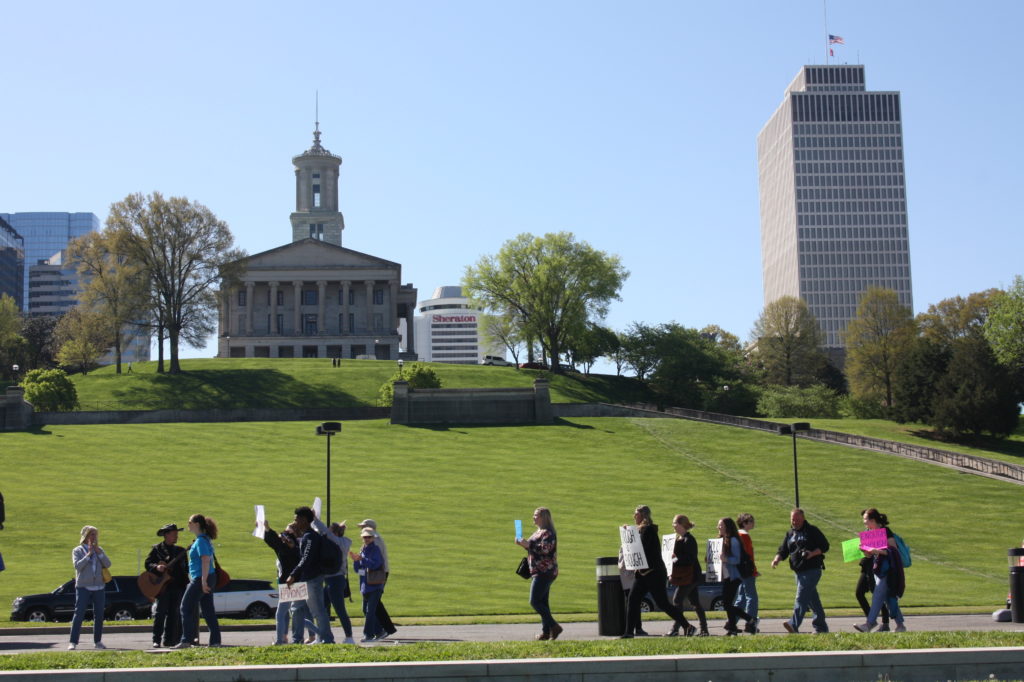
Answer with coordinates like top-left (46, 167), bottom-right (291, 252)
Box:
top-left (432, 314), bottom-right (477, 323)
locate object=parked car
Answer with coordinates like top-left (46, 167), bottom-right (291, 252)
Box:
top-left (11, 576), bottom-right (151, 622)
top-left (149, 579), bottom-right (278, 619)
top-left (518, 362), bottom-right (549, 370)
top-left (480, 355), bottom-right (511, 366)
top-left (641, 580), bottom-right (724, 613)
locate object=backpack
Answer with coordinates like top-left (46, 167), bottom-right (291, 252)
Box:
top-left (319, 534), bottom-right (343, 574)
top-left (738, 544), bottom-right (756, 579)
top-left (893, 534), bottom-right (911, 568)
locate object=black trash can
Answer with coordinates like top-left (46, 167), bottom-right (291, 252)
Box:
top-left (596, 557), bottom-right (626, 636)
top-left (1009, 548), bottom-right (1024, 624)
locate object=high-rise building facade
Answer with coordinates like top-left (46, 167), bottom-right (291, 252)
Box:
top-left (0, 212), bottom-right (99, 311)
top-left (26, 250), bottom-right (79, 316)
top-left (0, 217), bottom-right (25, 309)
top-left (414, 286), bottom-right (500, 364)
top-left (757, 65), bottom-right (913, 349)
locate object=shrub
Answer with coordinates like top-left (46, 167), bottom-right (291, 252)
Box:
top-left (20, 368), bottom-right (79, 412)
top-left (839, 393), bottom-right (887, 419)
top-left (755, 384), bottom-right (840, 418)
top-left (377, 363), bottom-right (443, 406)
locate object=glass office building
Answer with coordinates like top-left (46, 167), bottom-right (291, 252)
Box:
top-left (0, 212), bottom-right (99, 312)
top-left (0, 216), bottom-right (25, 309)
top-left (757, 65), bottom-right (913, 350)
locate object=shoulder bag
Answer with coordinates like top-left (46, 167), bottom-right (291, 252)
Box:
top-left (515, 556), bottom-right (531, 580)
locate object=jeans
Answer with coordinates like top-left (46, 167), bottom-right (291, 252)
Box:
top-left (288, 599), bottom-right (312, 642)
top-left (856, 572), bottom-right (889, 624)
top-left (722, 578), bottom-right (747, 629)
top-left (274, 598), bottom-right (291, 644)
top-left (152, 584), bottom-right (183, 646)
top-left (736, 576), bottom-right (759, 622)
top-left (180, 577), bottom-right (221, 645)
top-left (867, 574), bottom-right (904, 626)
top-left (70, 587), bottom-right (106, 645)
top-left (299, 577), bottom-right (334, 643)
top-left (529, 574), bottom-right (558, 634)
top-left (324, 574), bottom-right (353, 638)
top-left (670, 583), bottom-right (707, 631)
top-left (361, 589), bottom-right (383, 639)
top-left (788, 568), bottom-right (828, 633)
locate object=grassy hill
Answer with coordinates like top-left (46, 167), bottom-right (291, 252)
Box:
top-left (66, 359), bottom-right (653, 411)
top-left (0, 416), bottom-right (1018, 622)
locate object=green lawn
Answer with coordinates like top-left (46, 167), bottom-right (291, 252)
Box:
top-left (0, 417), bottom-right (1018, 624)
top-left (64, 359), bottom-right (652, 410)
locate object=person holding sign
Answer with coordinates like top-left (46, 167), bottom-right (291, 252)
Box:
top-left (261, 521), bottom-right (305, 645)
top-left (770, 508), bottom-right (830, 634)
top-left (515, 507), bottom-right (562, 640)
top-left (854, 510), bottom-right (890, 632)
top-left (666, 515), bottom-right (706, 637)
top-left (621, 505), bottom-right (688, 639)
top-left (853, 508), bottom-right (907, 633)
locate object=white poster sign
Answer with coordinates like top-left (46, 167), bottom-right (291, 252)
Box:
top-left (278, 581), bottom-right (309, 603)
top-left (252, 505), bottom-right (265, 539)
top-left (705, 538), bottom-right (723, 583)
top-left (619, 525), bottom-right (648, 570)
top-left (312, 497), bottom-right (323, 519)
top-left (661, 533), bottom-right (676, 573)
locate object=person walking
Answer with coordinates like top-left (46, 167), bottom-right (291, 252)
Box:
top-left (350, 526), bottom-right (386, 642)
top-left (621, 505), bottom-right (689, 639)
top-left (171, 514), bottom-right (222, 649)
top-left (314, 516), bottom-right (355, 644)
top-left (357, 519), bottom-right (396, 639)
top-left (666, 514), bottom-right (705, 637)
top-left (735, 513), bottom-right (760, 634)
top-left (718, 517), bottom-right (747, 636)
top-left (854, 507), bottom-right (891, 632)
top-left (515, 507), bottom-right (562, 641)
top-left (854, 508), bottom-right (907, 633)
top-left (68, 525), bottom-right (111, 650)
top-left (145, 523), bottom-right (188, 648)
top-left (771, 508), bottom-right (830, 634)
top-left (285, 506), bottom-right (335, 644)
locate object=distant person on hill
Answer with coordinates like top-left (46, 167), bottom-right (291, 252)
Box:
top-left (771, 508), bottom-right (830, 634)
top-left (68, 525), bottom-right (111, 650)
top-left (286, 506), bottom-right (335, 644)
top-left (516, 507), bottom-right (562, 640)
top-left (621, 505), bottom-right (689, 639)
top-left (313, 515), bottom-right (355, 644)
top-left (357, 519), bottom-right (396, 639)
top-left (735, 513), bottom-right (760, 634)
top-left (146, 523), bottom-right (188, 648)
top-left (171, 514), bottom-right (222, 648)
top-left (666, 514), bottom-right (706, 637)
top-left (854, 508), bottom-right (907, 633)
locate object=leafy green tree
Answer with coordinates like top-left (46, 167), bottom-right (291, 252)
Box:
top-left (463, 232), bottom-right (627, 374)
top-left (0, 294), bottom-right (24, 380)
top-left (931, 336), bottom-right (1021, 439)
top-left (844, 287), bottom-right (916, 409)
top-left (377, 363), bottom-right (443, 406)
top-left (567, 323), bottom-right (619, 375)
top-left (890, 337), bottom-right (950, 424)
top-left (984, 275), bottom-right (1024, 372)
top-left (917, 289), bottom-right (999, 346)
top-left (108, 192), bottom-right (245, 374)
top-left (755, 384), bottom-right (841, 419)
top-left (620, 322), bottom-right (660, 381)
top-left (55, 306), bottom-right (112, 374)
top-left (750, 296), bottom-right (825, 386)
top-left (20, 315), bottom-right (59, 369)
top-left (480, 312), bottom-right (523, 366)
top-left (20, 368), bottom-right (78, 411)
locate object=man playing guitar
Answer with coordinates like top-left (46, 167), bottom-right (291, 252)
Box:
top-left (144, 523), bottom-right (188, 648)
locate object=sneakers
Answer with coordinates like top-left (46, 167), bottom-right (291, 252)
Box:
top-left (894, 623), bottom-right (907, 633)
top-left (549, 624), bottom-right (564, 641)
top-left (697, 629), bottom-right (710, 637)
top-left (684, 624), bottom-right (697, 637)
top-left (619, 633), bottom-right (634, 639)
top-left (93, 642), bottom-right (107, 650)
top-left (877, 623), bottom-right (891, 632)
top-left (169, 642), bottom-right (192, 649)
top-left (782, 621), bottom-right (796, 634)
top-left (342, 637), bottom-right (356, 644)
top-left (853, 622), bottom-right (876, 633)
top-left (152, 642), bottom-right (162, 649)
top-left (67, 643), bottom-right (77, 650)
top-left (744, 620), bottom-right (759, 635)
top-left (359, 635), bottom-right (377, 643)
top-left (663, 628), bottom-right (679, 637)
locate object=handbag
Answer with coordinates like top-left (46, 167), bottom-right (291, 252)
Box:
top-left (101, 566), bottom-right (112, 583)
top-left (367, 568), bottom-right (387, 585)
top-left (515, 556), bottom-right (531, 580)
top-left (214, 558), bottom-right (230, 589)
top-left (668, 564), bottom-right (694, 587)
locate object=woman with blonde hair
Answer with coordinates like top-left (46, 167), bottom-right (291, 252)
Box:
top-left (68, 525), bottom-right (111, 650)
top-left (172, 514), bottom-right (222, 648)
top-left (622, 505), bottom-right (688, 638)
top-left (516, 507), bottom-right (561, 640)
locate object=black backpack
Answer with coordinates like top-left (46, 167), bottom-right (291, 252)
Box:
top-left (319, 534), bottom-right (343, 574)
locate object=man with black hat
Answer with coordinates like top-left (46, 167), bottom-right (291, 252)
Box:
top-left (145, 523), bottom-right (188, 648)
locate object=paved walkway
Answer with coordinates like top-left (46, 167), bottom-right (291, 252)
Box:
top-left (0, 614), bottom-right (1019, 654)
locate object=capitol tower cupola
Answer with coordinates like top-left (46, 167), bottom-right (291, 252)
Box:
top-left (290, 122), bottom-right (345, 245)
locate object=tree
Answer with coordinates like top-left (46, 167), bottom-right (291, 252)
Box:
top-left (0, 294), bottom-right (26, 381)
top-left (55, 306), bottom-right (112, 374)
top-left (463, 232), bottom-right (627, 374)
top-left (480, 312), bottom-right (523, 366)
top-left (931, 336), bottom-right (1021, 439)
top-left (620, 322), bottom-right (660, 381)
top-left (611, 331), bottom-right (630, 376)
top-left (984, 275), bottom-right (1024, 372)
top-left (20, 368), bottom-right (78, 411)
top-left (755, 384), bottom-right (841, 419)
top-left (108, 192), bottom-right (245, 374)
top-left (844, 287), bottom-right (916, 409)
top-left (917, 289), bottom-right (999, 347)
top-left (377, 363), bottom-right (443, 406)
top-left (567, 323), bottom-right (619, 375)
top-left (890, 337), bottom-right (950, 424)
top-left (750, 296), bottom-right (826, 387)
top-left (20, 315), bottom-right (59, 369)
top-left (68, 230), bottom-right (149, 375)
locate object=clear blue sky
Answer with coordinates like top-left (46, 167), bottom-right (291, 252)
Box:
top-left (2, 1), bottom-right (1021, 361)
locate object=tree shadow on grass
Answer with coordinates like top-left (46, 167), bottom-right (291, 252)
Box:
top-left (908, 428), bottom-right (1024, 461)
top-left (106, 369), bottom-right (361, 410)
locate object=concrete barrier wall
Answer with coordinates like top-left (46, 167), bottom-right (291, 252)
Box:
top-left (392, 379), bottom-right (552, 425)
top-left (33, 406), bottom-right (389, 426)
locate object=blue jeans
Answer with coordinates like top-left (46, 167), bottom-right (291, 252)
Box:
top-left (736, 576), bottom-right (759, 621)
top-left (529, 574), bottom-right (557, 634)
top-left (297, 578), bottom-right (334, 643)
top-left (361, 589), bottom-right (383, 639)
top-left (789, 568), bottom-right (828, 633)
top-left (70, 587), bottom-right (105, 645)
top-left (180, 577), bottom-right (221, 645)
top-left (274, 598), bottom-right (291, 644)
top-left (324, 574), bottom-right (353, 638)
top-left (288, 599), bottom-right (312, 642)
top-left (867, 574), bottom-right (904, 626)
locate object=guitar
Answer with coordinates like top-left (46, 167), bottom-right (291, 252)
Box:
top-left (138, 550), bottom-right (188, 602)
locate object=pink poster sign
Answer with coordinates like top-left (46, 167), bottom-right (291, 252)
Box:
top-left (859, 528), bottom-right (888, 552)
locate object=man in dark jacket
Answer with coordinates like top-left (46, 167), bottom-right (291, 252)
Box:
top-left (286, 506), bottom-right (335, 644)
top-left (145, 523), bottom-right (188, 647)
top-left (771, 508), bottom-right (830, 634)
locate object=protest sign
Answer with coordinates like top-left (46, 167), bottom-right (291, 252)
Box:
top-left (705, 538), bottom-right (723, 583)
top-left (859, 528), bottom-right (888, 552)
top-left (662, 533), bottom-right (676, 572)
top-left (312, 497), bottom-right (322, 519)
top-left (252, 505), bottom-right (265, 539)
top-left (619, 525), bottom-right (648, 570)
top-left (278, 581), bottom-right (308, 603)
top-left (842, 537), bottom-right (862, 562)
top-left (514, 519), bottom-right (523, 541)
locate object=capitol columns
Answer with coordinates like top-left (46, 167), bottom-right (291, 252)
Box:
top-left (269, 281), bottom-right (279, 333)
top-left (317, 280), bottom-right (327, 334)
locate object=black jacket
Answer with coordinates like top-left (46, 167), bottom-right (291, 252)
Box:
top-left (638, 523), bottom-right (667, 576)
top-left (145, 542), bottom-right (188, 586)
top-left (776, 521), bottom-right (830, 572)
top-left (263, 525), bottom-right (300, 583)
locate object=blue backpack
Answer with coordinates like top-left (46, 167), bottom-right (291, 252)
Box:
top-left (893, 534), bottom-right (912, 568)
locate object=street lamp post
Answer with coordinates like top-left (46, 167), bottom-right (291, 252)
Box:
top-left (777, 422), bottom-right (811, 507)
top-left (316, 421), bottom-right (342, 523)
top-left (397, 358), bottom-right (404, 378)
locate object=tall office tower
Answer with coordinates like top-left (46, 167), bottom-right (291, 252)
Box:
top-left (757, 65), bottom-right (913, 351)
top-left (0, 212), bottom-right (99, 311)
top-left (0, 217), bottom-right (25, 309)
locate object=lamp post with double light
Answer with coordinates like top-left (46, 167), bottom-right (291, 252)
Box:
top-left (777, 422), bottom-right (811, 507)
top-left (315, 421), bottom-right (342, 523)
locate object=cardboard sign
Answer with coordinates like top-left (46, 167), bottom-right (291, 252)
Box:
top-left (619, 525), bottom-right (648, 570)
top-left (252, 505), bottom-right (265, 539)
top-left (278, 581), bottom-right (309, 603)
top-left (704, 538), bottom-right (723, 583)
top-left (842, 537), bottom-right (862, 562)
top-left (860, 528), bottom-right (888, 552)
top-left (661, 533), bottom-right (676, 572)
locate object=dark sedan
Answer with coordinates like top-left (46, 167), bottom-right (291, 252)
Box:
top-left (11, 576), bottom-right (152, 622)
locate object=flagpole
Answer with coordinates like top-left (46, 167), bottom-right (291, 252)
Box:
top-left (823, 0), bottom-right (829, 64)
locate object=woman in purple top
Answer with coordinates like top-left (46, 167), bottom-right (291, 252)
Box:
top-left (516, 507), bottom-right (562, 641)
top-left (350, 527), bottom-right (385, 643)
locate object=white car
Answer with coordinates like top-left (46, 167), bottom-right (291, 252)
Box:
top-left (151, 579), bottom-right (278, 619)
top-left (480, 355), bottom-right (511, 366)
